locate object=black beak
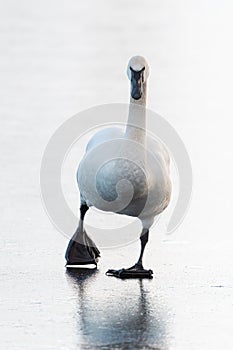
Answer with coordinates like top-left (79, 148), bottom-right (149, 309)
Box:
top-left (130, 66), bottom-right (145, 100)
top-left (131, 78), bottom-right (142, 100)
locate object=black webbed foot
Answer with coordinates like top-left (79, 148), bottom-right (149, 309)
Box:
top-left (65, 230), bottom-right (100, 269)
top-left (106, 263), bottom-right (153, 279)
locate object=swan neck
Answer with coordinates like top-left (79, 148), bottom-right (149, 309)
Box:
top-left (126, 83), bottom-right (147, 144)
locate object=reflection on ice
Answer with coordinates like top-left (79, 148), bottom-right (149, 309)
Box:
top-left (66, 269), bottom-right (169, 349)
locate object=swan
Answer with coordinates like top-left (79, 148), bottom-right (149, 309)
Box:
top-left (65, 56), bottom-right (172, 278)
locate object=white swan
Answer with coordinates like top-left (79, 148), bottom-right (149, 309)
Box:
top-left (65, 56), bottom-right (172, 278)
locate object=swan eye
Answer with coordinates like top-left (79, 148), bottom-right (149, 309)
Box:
top-left (141, 67), bottom-right (145, 81)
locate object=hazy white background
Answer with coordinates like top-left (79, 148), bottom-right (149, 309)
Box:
top-left (0, 1), bottom-right (233, 349)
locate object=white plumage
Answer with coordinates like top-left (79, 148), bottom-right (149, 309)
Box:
top-left (65, 56), bottom-right (172, 275)
top-left (78, 57), bottom-right (171, 228)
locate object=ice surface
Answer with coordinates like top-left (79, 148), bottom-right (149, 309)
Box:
top-left (0, 1), bottom-right (233, 349)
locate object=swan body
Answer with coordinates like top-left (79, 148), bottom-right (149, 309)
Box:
top-left (78, 128), bottom-right (171, 222)
top-left (65, 56), bottom-right (172, 276)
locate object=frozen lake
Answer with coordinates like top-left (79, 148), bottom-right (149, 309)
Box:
top-left (0, 1), bottom-right (233, 349)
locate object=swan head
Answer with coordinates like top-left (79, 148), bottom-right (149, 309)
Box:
top-left (127, 56), bottom-right (149, 100)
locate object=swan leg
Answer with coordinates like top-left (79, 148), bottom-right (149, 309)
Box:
top-left (106, 228), bottom-right (153, 279)
top-left (135, 228), bottom-right (149, 268)
top-left (65, 202), bottom-right (100, 269)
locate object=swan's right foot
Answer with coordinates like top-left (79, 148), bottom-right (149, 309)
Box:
top-left (106, 263), bottom-right (153, 279)
top-left (65, 231), bottom-right (100, 269)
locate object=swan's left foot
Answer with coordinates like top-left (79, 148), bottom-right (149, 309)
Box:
top-left (65, 230), bottom-right (100, 269)
top-left (106, 263), bottom-right (153, 279)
